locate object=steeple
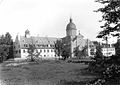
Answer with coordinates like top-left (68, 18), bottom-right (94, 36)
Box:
top-left (70, 17), bottom-right (72, 23)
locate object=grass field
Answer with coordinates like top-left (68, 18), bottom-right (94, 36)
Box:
top-left (0, 60), bottom-right (97, 85)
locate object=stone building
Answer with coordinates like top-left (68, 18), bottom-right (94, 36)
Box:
top-left (62, 18), bottom-right (95, 58)
top-left (13, 29), bottom-right (58, 59)
top-left (13, 18), bottom-right (96, 59)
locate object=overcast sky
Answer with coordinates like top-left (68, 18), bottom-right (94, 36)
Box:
top-left (0, 0), bottom-right (116, 43)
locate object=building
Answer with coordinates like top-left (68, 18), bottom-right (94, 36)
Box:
top-left (13, 18), bottom-right (96, 59)
top-left (13, 29), bottom-right (58, 59)
top-left (101, 43), bottom-right (115, 57)
top-left (62, 18), bottom-right (96, 58)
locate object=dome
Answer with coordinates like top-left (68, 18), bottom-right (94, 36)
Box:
top-left (66, 18), bottom-right (76, 30)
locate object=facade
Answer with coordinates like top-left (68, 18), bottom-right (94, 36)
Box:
top-left (101, 43), bottom-right (115, 57)
top-left (13, 18), bottom-right (96, 59)
top-left (13, 30), bottom-right (58, 59)
top-left (62, 18), bottom-right (96, 58)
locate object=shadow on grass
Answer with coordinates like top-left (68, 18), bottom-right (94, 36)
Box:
top-left (57, 80), bottom-right (87, 85)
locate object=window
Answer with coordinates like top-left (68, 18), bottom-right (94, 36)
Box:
top-left (44, 55), bottom-right (46, 57)
top-left (23, 50), bottom-right (25, 53)
top-left (47, 49), bottom-right (49, 53)
top-left (44, 49), bottom-right (46, 52)
top-left (51, 49), bottom-right (53, 52)
top-left (40, 49), bottom-right (42, 52)
top-left (26, 44), bottom-right (28, 47)
top-left (19, 50), bottom-right (21, 53)
top-left (16, 50), bottom-right (18, 54)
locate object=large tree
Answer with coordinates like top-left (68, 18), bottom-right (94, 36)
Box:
top-left (96, 0), bottom-right (120, 38)
top-left (5, 32), bottom-right (13, 59)
top-left (87, 0), bottom-right (120, 84)
top-left (0, 32), bottom-right (13, 62)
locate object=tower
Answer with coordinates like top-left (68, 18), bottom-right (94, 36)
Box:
top-left (66, 18), bottom-right (77, 58)
top-left (66, 18), bottom-right (77, 37)
top-left (25, 29), bottom-right (30, 38)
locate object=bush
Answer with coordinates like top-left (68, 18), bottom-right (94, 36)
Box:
top-left (88, 55), bottom-right (120, 85)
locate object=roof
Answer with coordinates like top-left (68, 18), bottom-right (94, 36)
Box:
top-left (66, 18), bottom-right (76, 30)
top-left (20, 36), bottom-right (59, 48)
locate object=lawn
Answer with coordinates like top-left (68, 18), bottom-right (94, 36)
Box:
top-left (0, 59), bottom-right (97, 85)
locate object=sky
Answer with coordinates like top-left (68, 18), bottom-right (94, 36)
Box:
top-left (0, 0), bottom-right (117, 43)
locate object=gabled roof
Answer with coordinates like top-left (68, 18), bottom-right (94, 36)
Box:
top-left (20, 36), bottom-right (59, 48)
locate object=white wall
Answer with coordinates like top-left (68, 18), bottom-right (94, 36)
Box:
top-left (21, 48), bottom-right (56, 59)
top-left (102, 47), bottom-right (115, 57)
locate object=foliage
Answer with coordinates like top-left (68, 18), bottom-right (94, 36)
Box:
top-left (88, 43), bottom-right (104, 73)
top-left (114, 39), bottom-right (120, 56)
top-left (95, 0), bottom-right (120, 38)
top-left (61, 47), bottom-right (70, 60)
top-left (88, 58), bottom-right (120, 85)
top-left (26, 37), bottom-right (41, 62)
top-left (87, 0), bottom-right (120, 84)
top-left (74, 46), bottom-right (88, 59)
top-left (54, 39), bottom-right (70, 60)
top-left (0, 45), bottom-right (10, 62)
top-left (27, 44), bottom-right (41, 62)
top-left (0, 32), bottom-right (13, 62)
top-left (5, 32), bottom-right (13, 59)
top-left (54, 39), bottom-right (64, 57)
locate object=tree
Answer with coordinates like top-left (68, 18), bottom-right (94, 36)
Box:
top-left (54, 39), bottom-right (70, 60)
top-left (61, 46), bottom-right (70, 60)
top-left (26, 38), bottom-right (41, 62)
top-left (74, 46), bottom-right (88, 59)
top-left (0, 33), bottom-right (13, 62)
top-left (54, 39), bottom-right (64, 58)
top-left (4, 32), bottom-right (13, 59)
top-left (87, 0), bottom-right (120, 84)
top-left (96, 0), bottom-right (120, 38)
top-left (0, 45), bottom-right (10, 62)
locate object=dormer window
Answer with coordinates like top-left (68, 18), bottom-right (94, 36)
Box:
top-left (26, 44), bottom-right (28, 47)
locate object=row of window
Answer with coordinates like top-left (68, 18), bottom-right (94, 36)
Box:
top-left (23, 49), bottom-right (55, 53)
top-left (15, 49), bottom-right (55, 54)
top-left (23, 44), bottom-right (54, 48)
top-left (14, 50), bottom-right (21, 54)
top-left (102, 48), bottom-right (115, 51)
top-left (41, 54), bottom-right (56, 57)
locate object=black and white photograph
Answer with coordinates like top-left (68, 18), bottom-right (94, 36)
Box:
top-left (0, 0), bottom-right (120, 85)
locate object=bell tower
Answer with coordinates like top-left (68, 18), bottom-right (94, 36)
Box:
top-left (25, 29), bottom-right (30, 38)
